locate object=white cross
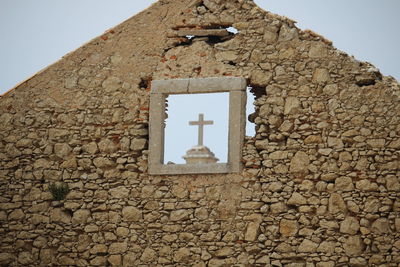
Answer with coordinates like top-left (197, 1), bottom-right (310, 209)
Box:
top-left (189, 113), bottom-right (214, 146)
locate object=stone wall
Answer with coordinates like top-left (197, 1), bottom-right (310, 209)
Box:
top-left (0, 0), bottom-right (399, 266)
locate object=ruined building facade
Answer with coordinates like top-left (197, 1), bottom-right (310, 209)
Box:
top-left (0, 0), bottom-right (399, 266)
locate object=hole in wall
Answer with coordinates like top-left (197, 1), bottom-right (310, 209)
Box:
top-left (226, 26), bottom-right (239, 34)
top-left (246, 86), bottom-right (256, 137)
top-left (139, 77), bottom-right (151, 90)
top-left (164, 93), bottom-right (229, 164)
top-left (249, 85), bottom-right (266, 99)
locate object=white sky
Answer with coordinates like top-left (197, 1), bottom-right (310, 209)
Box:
top-left (0, 0), bottom-right (399, 163)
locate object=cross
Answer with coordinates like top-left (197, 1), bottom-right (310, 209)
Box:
top-left (189, 113), bottom-right (214, 146)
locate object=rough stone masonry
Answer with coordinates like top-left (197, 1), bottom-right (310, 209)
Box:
top-left (0, 0), bottom-right (399, 266)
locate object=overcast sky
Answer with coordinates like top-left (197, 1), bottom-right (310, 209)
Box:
top-left (1, 0), bottom-right (399, 163)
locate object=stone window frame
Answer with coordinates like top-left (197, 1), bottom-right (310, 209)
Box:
top-left (149, 77), bottom-right (247, 175)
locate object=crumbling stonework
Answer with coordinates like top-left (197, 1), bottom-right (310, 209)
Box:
top-left (0, 0), bottom-right (399, 266)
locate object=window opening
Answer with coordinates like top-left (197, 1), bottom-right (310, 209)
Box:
top-left (149, 77), bottom-right (247, 175)
top-left (164, 93), bottom-right (229, 164)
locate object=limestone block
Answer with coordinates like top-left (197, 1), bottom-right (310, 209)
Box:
top-left (8, 209), bottom-right (25, 220)
top-left (208, 258), bottom-right (226, 267)
top-left (309, 42), bottom-right (327, 58)
top-left (245, 221), bottom-right (260, 241)
top-left (269, 151), bottom-right (288, 160)
top-left (289, 151), bottom-right (309, 175)
top-left (355, 157), bottom-right (369, 171)
top-left (250, 49), bottom-right (266, 63)
top-left (31, 214), bottom-right (50, 225)
top-left (93, 157), bottom-right (115, 168)
top-left (270, 202), bottom-right (288, 213)
top-left (215, 247), bottom-right (234, 257)
top-left (72, 209), bottom-right (91, 225)
top-left (130, 138), bottom-right (147, 151)
top-left (339, 151), bottom-right (352, 162)
top-left (162, 234), bottom-right (177, 243)
top-left (328, 193), bottom-right (347, 214)
top-left (312, 68), bottom-right (330, 83)
top-left (255, 139), bottom-right (269, 150)
top-left (122, 206), bottom-right (142, 222)
top-left (327, 137), bottom-right (344, 148)
top-left (65, 76), bottom-right (78, 89)
top-left (287, 192), bottom-right (307, 205)
top-left (90, 256), bottom-right (106, 266)
top-left (279, 219), bottom-right (298, 237)
top-left (240, 201), bottom-right (263, 209)
top-left (371, 218), bottom-right (391, 234)
top-left (0, 253), bottom-right (14, 265)
top-left (388, 139), bottom-right (400, 149)
top-left (108, 255), bottom-right (122, 266)
top-left (250, 69), bottom-right (272, 87)
top-left (263, 30), bottom-right (278, 44)
top-left (120, 137), bottom-right (130, 151)
top-left (0, 113), bottom-right (13, 127)
top-left (343, 236), bottom-right (364, 256)
top-left (18, 252), bottom-right (33, 265)
top-left (284, 97), bottom-right (301, 115)
top-left (316, 262), bottom-right (335, 267)
top-left (298, 239), bottom-right (318, 253)
top-left (174, 247), bottom-right (191, 262)
top-left (299, 180), bottom-right (314, 191)
top-left (33, 158), bottom-right (50, 169)
top-left (364, 197), bottom-right (380, 213)
top-left (171, 185), bottom-right (188, 198)
top-left (85, 225), bottom-right (99, 233)
top-left (269, 181), bottom-right (283, 192)
top-left (39, 249), bottom-right (53, 264)
top-left (276, 242), bottom-right (292, 253)
top-left (347, 201), bottom-right (360, 213)
top-left (170, 209), bottom-right (192, 221)
top-left (386, 175), bottom-right (400, 191)
top-left (50, 208), bottom-right (71, 224)
top-left (335, 177), bottom-right (354, 191)
top-left (54, 143), bottom-right (72, 158)
top-left (78, 158), bottom-right (92, 169)
top-left (48, 129), bottom-right (69, 139)
top-left (77, 234), bottom-right (92, 252)
top-left (366, 138), bottom-right (385, 148)
top-left (102, 76), bottom-right (121, 92)
top-left (123, 253), bottom-right (137, 266)
top-left (0, 211), bottom-right (6, 221)
top-left (340, 217), bottom-right (360, 234)
top-left (395, 218), bottom-right (400, 232)
top-left (278, 24), bottom-right (298, 41)
top-left (140, 248), bottom-right (157, 263)
top-left (82, 142), bottom-right (98, 154)
top-left (110, 186), bottom-right (130, 198)
top-left (98, 139), bottom-right (118, 153)
top-left (279, 120), bottom-right (294, 132)
top-left (109, 242), bottom-right (128, 254)
top-left (317, 241), bottom-right (336, 254)
top-left (90, 244), bottom-right (108, 255)
top-left (304, 135), bottom-right (323, 144)
top-left (15, 138), bottom-right (32, 148)
top-left (194, 207), bottom-right (208, 220)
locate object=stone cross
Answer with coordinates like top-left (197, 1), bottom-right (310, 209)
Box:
top-left (189, 113), bottom-right (213, 146)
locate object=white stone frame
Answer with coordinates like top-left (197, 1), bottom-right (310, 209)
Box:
top-left (149, 77), bottom-right (247, 175)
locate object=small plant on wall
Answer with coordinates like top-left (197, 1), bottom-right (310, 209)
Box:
top-left (49, 183), bottom-right (70, 201)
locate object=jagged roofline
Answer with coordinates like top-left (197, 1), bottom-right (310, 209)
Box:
top-left (1, 0), bottom-right (398, 99)
top-left (0, 0), bottom-right (163, 98)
